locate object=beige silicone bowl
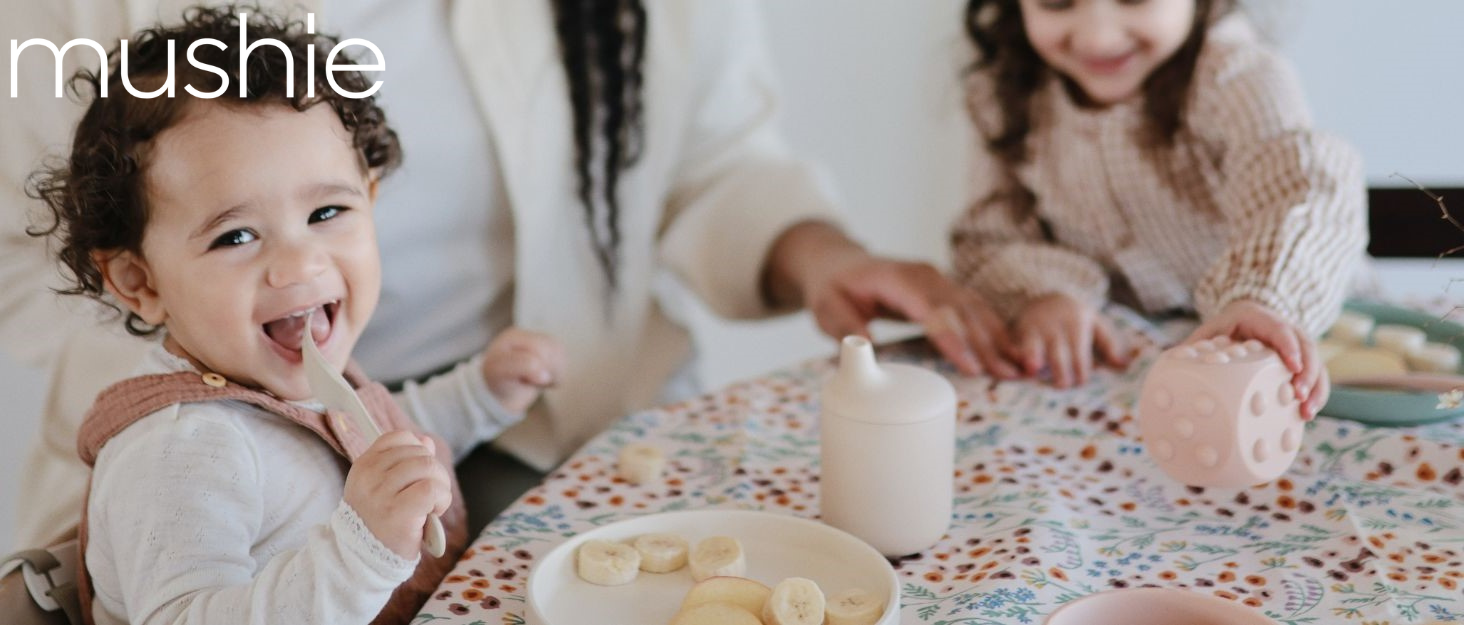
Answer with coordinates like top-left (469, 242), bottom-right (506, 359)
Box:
top-left (1045, 588), bottom-right (1277, 625)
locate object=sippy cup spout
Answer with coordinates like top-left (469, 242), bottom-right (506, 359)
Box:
top-left (836, 335), bottom-right (886, 390)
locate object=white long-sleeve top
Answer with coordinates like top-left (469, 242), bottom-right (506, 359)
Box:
top-left (86, 346), bottom-right (520, 625)
top-left (951, 18), bottom-right (1368, 336)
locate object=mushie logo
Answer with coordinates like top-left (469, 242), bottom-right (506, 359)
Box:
top-left (9, 13), bottom-right (383, 99)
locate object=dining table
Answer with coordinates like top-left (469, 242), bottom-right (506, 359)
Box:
top-left (416, 305), bottom-right (1464, 625)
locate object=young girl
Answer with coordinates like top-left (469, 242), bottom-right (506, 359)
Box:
top-left (28, 8), bottom-right (563, 624)
top-left (952, 0), bottom-right (1366, 417)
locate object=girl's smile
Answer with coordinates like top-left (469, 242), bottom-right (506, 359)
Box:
top-left (1078, 51), bottom-right (1137, 76)
top-left (1020, 0), bottom-right (1195, 105)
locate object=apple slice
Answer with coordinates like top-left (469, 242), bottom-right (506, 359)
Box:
top-left (669, 601), bottom-right (763, 625)
top-left (680, 576), bottom-right (772, 616)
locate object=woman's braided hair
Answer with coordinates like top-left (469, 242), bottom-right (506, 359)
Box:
top-left (551, 0), bottom-right (648, 291)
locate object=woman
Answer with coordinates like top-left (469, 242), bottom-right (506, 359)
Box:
top-left (0, 0), bottom-right (1015, 544)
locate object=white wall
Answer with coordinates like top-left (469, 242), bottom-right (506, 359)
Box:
top-left (1272, 0), bottom-right (1464, 186)
top-left (3, 0), bottom-right (1462, 554)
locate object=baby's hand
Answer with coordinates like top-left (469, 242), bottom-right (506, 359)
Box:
top-left (1014, 293), bottom-right (1129, 388)
top-left (1184, 299), bottom-right (1327, 420)
top-left (481, 327), bottom-right (566, 415)
top-left (344, 431), bottom-right (452, 558)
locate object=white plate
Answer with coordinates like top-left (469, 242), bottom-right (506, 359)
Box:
top-left (526, 509), bottom-right (900, 625)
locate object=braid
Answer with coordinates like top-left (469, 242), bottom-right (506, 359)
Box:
top-left (620, 0), bottom-right (648, 164)
top-left (551, 0), bottom-right (648, 291)
top-left (594, 0), bottom-right (627, 283)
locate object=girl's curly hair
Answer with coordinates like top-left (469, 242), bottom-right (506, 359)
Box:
top-left (27, 4), bottom-right (401, 335)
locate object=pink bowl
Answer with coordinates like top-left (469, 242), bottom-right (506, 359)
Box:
top-left (1045, 588), bottom-right (1277, 625)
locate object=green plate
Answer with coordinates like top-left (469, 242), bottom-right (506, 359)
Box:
top-left (1320, 300), bottom-right (1464, 426)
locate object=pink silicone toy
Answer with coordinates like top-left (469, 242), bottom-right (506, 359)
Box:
top-left (1136, 337), bottom-right (1306, 488)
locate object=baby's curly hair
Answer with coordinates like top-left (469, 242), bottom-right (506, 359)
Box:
top-left (28, 4), bottom-right (402, 335)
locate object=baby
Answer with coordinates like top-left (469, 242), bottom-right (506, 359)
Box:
top-left (28, 7), bottom-right (562, 624)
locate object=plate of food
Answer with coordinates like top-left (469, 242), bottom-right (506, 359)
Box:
top-left (1320, 300), bottom-right (1464, 426)
top-left (525, 509), bottom-right (900, 625)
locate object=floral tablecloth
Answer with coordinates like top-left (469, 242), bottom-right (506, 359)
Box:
top-left (418, 310), bottom-right (1464, 624)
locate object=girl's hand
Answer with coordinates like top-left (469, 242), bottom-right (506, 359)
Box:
top-left (480, 327), bottom-right (566, 415)
top-left (1184, 299), bottom-right (1327, 420)
top-left (1014, 293), bottom-right (1129, 388)
top-left (344, 431), bottom-right (452, 558)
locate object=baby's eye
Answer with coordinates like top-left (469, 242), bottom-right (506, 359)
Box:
top-left (1035, 0), bottom-right (1075, 10)
top-left (209, 229), bottom-right (257, 249)
top-left (309, 205), bottom-right (346, 223)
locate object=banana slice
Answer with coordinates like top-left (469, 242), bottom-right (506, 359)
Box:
top-left (681, 576), bottom-right (772, 615)
top-left (1327, 311), bottom-right (1374, 345)
top-left (1374, 324), bottom-right (1426, 357)
top-left (825, 587), bottom-right (885, 625)
top-left (1408, 342), bottom-right (1462, 373)
top-left (763, 577), bottom-right (826, 625)
top-left (633, 533), bottom-right (689, 573)
top-left (576, 539), bottom-right (641, 586)
top-left (689, 536), bottom-right (746, 581)
top-left (670, 602), bottom-right (763, 625)
top-left (1328, 347), bottom-right (1408, 380)
top-left (618, 442), bottom-right (665, 485)
top-left (1316, 338), bottom-right (1347, 364)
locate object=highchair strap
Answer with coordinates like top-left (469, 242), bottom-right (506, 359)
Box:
top-left (0, 537), bottom-right (83, 625)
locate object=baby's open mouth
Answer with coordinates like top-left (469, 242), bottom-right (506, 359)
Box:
top-left (263, 301), bottom-right (337, 352)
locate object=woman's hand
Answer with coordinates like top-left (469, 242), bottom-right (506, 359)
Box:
top-left (1184, 299), bottom-right (1327, 419)
top-left (816, 258), bottom-right (1019, 379)
top-left (1013, 293), bottom-right (1129, 388)
top-left (763, 222), bottom-right (1020, 378)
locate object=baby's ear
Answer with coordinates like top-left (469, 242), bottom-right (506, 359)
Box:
top-left (93, 250), bottom-right (166, 325)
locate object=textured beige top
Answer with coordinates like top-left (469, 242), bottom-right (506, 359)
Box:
top-left (951, 18), bottom-right (1367, 336)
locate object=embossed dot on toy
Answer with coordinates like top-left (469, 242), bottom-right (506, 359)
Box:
top-left (1136, 336), bottom-right (1306, 488)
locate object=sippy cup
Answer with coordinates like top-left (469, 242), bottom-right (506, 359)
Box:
top-left (819, 336), bottom-right (956, 557)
